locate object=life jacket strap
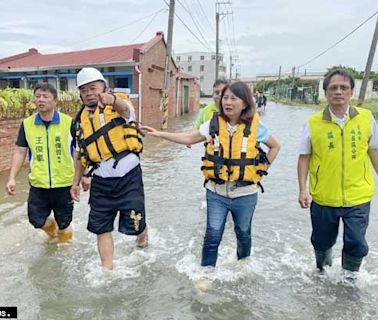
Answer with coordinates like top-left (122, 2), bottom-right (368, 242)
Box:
top-left (84, 117), bottom-right (126, 146)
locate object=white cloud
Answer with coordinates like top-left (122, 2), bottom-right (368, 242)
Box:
top-left (0, 0), bottom-right (377, 76)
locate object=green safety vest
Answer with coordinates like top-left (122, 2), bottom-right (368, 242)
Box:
top-left (308, 106), bottom-right (375, 206)
top-left (194, 103), bottom-right (219, 128)
top-left (23, 111), bottom-right (74, 188)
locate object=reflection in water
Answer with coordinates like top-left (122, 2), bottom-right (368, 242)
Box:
top-left (1, 103), bottom-right (378, 319)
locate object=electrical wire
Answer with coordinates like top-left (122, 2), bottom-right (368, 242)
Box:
top-left (163, 0), bottom-right (213, 52)
top-left (297, 9), bottom-right (378, 69)
top-left (68, 8), bottom-right (167, 48)
top-left (177, 0), bottom-right (213, 50)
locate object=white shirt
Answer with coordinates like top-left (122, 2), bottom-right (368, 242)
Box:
top-left (298, 107), bottom-right (378, 155)
top-left (199, 119), bottom-right (270, 143)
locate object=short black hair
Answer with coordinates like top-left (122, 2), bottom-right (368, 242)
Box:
top-left (213, 79), bottom-right (228, 88)
top-left (33, 83), bottom-right (58, 99)
top-left (323, 69), bottom-right (355, 91)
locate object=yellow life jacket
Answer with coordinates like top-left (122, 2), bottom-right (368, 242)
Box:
top-left (75, 96), bottom-right (143, 168)
top-left (201, 112), bottom-right (269, 188)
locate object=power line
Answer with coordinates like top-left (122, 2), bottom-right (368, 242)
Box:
top-left (195, 0), bottom-right (216, 34)
top-left (188, 0), bottom-right (215, 41)
top-left (68, 8), bottom-right (167, 49)
top-left (222, 14), bottom-right (233, 54)
top-left (176, 0), bottom-right (210, 49)
top-left (163, 0), bottom-right (213, 52)
top-left (97, 10), bottom-right (166, 64)
top-left (230, 8), bottom-right (238, 55)
top-left (297, 9), bottom-right (378, 69)
top-left (224, 3), bottom-right (237, 54)
top-left (130, 9), bottom-right (164, 43)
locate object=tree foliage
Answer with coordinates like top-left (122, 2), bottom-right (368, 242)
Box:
top-left (325, 65), bottom-right (378, 90)
top-left (254, 65), bottom-right (378, 93)
top-left (254, 77), bottom-right (319, 93)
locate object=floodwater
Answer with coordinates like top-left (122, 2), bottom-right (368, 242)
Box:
top-left (1, 102), bottom-right (378, 320)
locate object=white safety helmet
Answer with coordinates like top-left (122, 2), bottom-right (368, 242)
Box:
top-left (76, 67), bottom-right (107, 88)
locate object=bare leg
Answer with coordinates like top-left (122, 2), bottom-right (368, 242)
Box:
top-left (97, 232), bottom-right (114, 270)
top-left (136, 225), bottom-right (148, 248)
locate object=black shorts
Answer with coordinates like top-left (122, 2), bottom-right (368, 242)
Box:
top-left (28, 186), bottom-right (73, 230)
top-left (88, 165), bottom-right (146, 235)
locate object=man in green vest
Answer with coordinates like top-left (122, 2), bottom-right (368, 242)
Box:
top-left (297, 69), bottom-right (378, 284)
top-left (5, 83), bottom-right (75, 243)
top-left (193, 80), bottom-right (228, 129)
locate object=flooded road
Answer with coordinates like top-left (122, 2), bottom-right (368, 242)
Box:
top-left (1, 102), bottom-right (378, 320)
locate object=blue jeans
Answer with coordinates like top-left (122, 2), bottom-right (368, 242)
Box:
top-left (201, 189), bottom-right (258, 266)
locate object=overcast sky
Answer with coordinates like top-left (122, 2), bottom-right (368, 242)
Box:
top-left (0, 0), bottom-right (377, 77)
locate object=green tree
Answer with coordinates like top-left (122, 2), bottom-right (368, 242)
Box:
top-left (325, 65), bottom-right (363, 79)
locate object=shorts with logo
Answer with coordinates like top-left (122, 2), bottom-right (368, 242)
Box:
top-left (88, 165), bottom-right (146, 235)
top-left (28, 186), bottom-right (73, 230)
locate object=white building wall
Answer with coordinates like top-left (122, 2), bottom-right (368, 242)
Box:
top-left (175, 52), bottom-right (226, 95)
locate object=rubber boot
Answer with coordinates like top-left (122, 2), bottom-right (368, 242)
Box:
top-left (58, 231), bottom-right (73, 243)
top-left (42, 220), bottom-right (58, 239)
top-left (314, 248), bottom-right (332, 271)
top-left (342, 251), bottom-right (362, 272)
top-left (341, 252), bottom-right (362, 285)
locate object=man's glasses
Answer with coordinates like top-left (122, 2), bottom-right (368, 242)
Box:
top-left (327, 85), bottom-right (351, 92)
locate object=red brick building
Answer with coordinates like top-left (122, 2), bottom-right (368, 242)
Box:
top-left (0, 32), bottom-right (200, 126)
top-left (0, 33), bottom-right (200, 172)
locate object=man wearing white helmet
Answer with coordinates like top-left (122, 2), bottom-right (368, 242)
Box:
top-left (70, 67), bottom-right (148, 270)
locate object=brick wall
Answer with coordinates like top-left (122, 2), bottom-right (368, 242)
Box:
top-left (0, 39), bottom-right (200, 172)
top-left (138, 40), bottom-right (178, 126)
top-left (0, 118), bottom-right (24, 173)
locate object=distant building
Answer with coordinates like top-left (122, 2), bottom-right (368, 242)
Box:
top-left (0, 32), bottom-right (200, 125)
top-left (175, 51), bottom-right (226, 96)
top-left (255, 71), bottom-right (325, 82)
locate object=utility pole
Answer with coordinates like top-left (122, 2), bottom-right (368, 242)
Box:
top-left (229, 54), bottom-right (232, 80)
top-left (216, 7), bottom-right (219, 80)
top-left (358, 15), bottom-right (378, 106)
top-left (276, 65), bottom-right (281, 101)
top-left (235, 65), bottom-right (240, 79)
top-left (291, 66), bottom-right (296, 100)
top-left (215, 1), bottom-right (231, 80)
top-left (229, 54), bottom-right (238, 80)
top-left (161, 0), bottom-right (175, 130)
